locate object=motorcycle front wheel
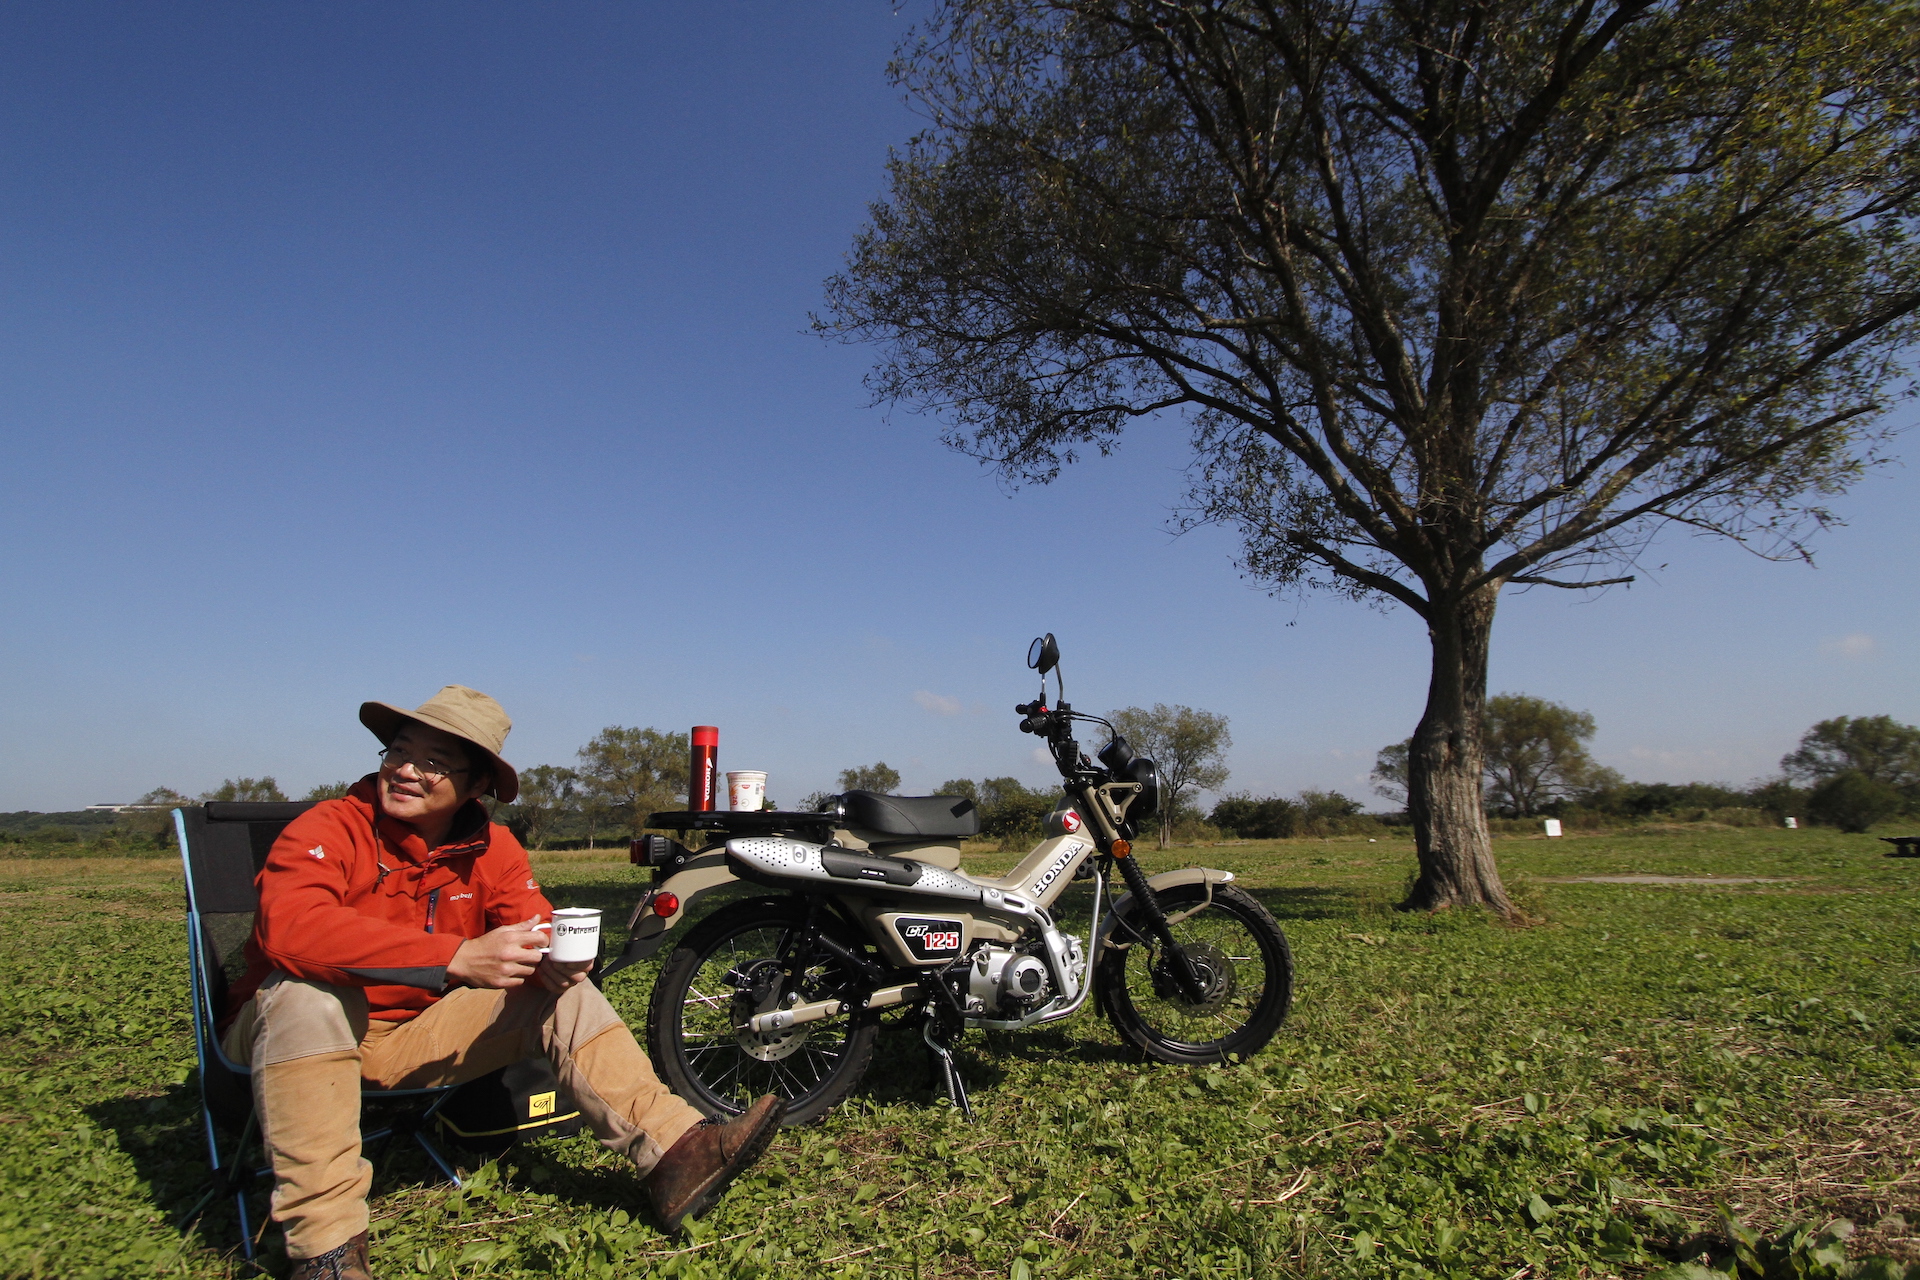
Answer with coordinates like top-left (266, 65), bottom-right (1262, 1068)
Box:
top-left (646, 897), bottom-right (880, 1126)
top-left (1096, 881), bottom-right (1293, 1065)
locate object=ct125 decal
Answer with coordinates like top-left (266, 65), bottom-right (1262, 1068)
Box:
top-left (893, 916), bottom-right (964, 960)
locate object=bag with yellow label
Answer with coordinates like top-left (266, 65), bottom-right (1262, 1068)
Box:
top-left (436, 1057), bottom-right (584, 1154)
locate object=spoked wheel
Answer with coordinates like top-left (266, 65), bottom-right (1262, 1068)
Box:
top-left (647, 897), bottom-right (879, 1126)
top-left (1097, 882), bottom-right (1293, 1065)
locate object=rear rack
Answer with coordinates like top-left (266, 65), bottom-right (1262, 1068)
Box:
top-left (645, 809), bottom-right (841, 836)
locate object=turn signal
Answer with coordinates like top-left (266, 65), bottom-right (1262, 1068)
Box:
top-left (650, 892), bottom-right (680, 918)
top-left (1111, 839), bottom-right (1132, 858)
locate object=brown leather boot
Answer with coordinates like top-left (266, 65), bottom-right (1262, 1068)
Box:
top-left (642, 1094), bottom-right (786, 1233)
top-left (288, 1230), bottom-right (374, 1280)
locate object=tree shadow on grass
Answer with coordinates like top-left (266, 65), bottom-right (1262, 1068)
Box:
top-left (852, 1014), bottom-right (1013, 1108)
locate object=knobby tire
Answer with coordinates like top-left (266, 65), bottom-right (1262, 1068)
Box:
top-left (1097, 882), bottom-right (1293, 1065)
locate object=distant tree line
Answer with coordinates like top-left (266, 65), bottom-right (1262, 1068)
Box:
top-left (1372, 703), bottom-right (1920, 835)
top-left (21, 703), bottom-right (1907, 856)
top-left (931, 777), bottom-right (1056, 849)
top-left (802, 704), bottom-right (1240, 852)
top-left (497, 726), bottom-right (690, 849)
top-left (51, 728), bottom-right (699, 853)
top-left (1208, 790), bottom-right (1376, 840)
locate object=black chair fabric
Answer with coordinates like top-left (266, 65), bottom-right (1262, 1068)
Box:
top-left (182, 803), bottom-right (317, 1130)
top-left (180, 803), bottom-right (315, 914)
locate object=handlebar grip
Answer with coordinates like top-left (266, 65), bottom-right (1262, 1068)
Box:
top-left (1020, 713), bottom-right (1050, 734)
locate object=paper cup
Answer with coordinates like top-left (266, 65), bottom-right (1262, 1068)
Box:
top-left (541, 907), bottom-right (602, 963)
top-left (727, 770), bottom-right (768, 812)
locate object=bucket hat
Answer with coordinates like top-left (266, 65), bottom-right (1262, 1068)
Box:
top-left (359, 685), bottom-right (520, 803)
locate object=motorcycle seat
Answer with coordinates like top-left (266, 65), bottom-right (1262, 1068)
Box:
top-left (841, 791), bottom-right (980, 839)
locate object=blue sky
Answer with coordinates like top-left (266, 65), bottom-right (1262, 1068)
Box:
top-left (1, 2), bottom-right (1914, 814)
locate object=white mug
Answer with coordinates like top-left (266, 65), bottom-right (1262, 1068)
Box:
top-left (535, 907), bottom-right (602, 963)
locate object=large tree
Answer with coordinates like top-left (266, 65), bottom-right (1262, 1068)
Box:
top-left (511, 764), bottom-right (583, 851)
top-left (578, 727), bottom-right (687, 841)
top-left (822, 0), bottom-right (1920, 913)
top-left (201, 777), bottom-right (287, 803)
top-left (1482, 693), bottom-right (1611, 816)
top-left (1373, 693), bottom-right (1614, 815)
top-left (1110, 703), bottom-right (1232, 847)
top-left (1782, 715), bottom-right (1920, 801)
top-left (839, 762), bottom-right (904, 794)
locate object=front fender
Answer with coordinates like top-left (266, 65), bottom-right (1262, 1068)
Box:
top-left (597, 851), bottom-right (737, 980)
top-left (1101, 866), bottom-right (1236, 950)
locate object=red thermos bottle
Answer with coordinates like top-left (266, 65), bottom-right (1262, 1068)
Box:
top-left (689, 726), bottom-right (718, 812)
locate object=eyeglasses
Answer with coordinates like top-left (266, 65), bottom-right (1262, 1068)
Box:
top-left (378, 745), bottom-right (470, 784)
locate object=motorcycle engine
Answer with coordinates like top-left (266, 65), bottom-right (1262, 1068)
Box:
top-left (966, 945), bottom-right (1050, 1016)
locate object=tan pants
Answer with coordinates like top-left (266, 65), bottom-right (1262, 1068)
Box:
top-left (223, 973), bottom-right (705, 1259)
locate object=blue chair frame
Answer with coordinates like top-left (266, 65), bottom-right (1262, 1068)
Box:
top-left (176, 802), bottom-right (462, 1260)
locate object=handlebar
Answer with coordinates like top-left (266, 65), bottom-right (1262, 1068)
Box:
top-left (1014, 701), bottom-right (1052, 734)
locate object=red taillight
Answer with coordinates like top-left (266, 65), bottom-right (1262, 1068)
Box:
top-left (651, 892), bottom-right (680, 918)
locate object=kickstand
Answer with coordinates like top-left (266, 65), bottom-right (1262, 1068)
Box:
top-left (922, 1018), bottom-right (974, 1122)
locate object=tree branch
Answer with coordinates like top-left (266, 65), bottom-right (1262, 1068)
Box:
top-left (1506, 574), bottom-right (1635, 589)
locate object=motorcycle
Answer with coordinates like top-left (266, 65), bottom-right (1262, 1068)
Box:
top-left (600, 634), bottom-right (1294, 1124)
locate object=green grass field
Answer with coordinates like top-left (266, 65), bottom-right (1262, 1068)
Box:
top-left (4, 827), bottom-right (1916, 1279)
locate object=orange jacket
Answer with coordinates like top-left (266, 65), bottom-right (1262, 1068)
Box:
top-left (224, 777), bottom-right (552, 1027)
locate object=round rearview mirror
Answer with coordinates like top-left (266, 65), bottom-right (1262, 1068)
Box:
top-left (1027, 632), bottom-right (1060, 674)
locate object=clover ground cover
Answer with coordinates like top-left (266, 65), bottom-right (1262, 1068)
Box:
top-left (0, 827), bottom-right (1914, 1278)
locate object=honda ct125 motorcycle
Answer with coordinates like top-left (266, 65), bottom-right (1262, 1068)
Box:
top-left (602, 634), bottom-right (1294, 1124)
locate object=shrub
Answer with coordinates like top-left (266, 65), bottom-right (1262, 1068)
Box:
top-left (1210, 789), bottom-right (1380, 838)
top-left (1164, 816), bottom-right (1222, 844)
top-left (1747, 777), bottom-right (1810, 823)
top-left (1806, 770), bottom-right (1905, 833)
top-left (965, 777), bottom-right (1055, 850)
top-left (1210, 794), bottom-right (1300, 839)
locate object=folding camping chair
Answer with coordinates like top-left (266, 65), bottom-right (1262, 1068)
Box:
top-left (176, 802), bottom-right (463, 1260)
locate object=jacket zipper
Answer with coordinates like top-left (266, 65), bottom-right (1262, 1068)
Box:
top-left (425, 888), bottom-right (439, 934)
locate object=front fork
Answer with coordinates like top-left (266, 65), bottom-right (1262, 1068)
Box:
top-left (1072, 778), bottom-right (1209, 1005)
top-left (1111, 848), bottom-right (1211, 1004)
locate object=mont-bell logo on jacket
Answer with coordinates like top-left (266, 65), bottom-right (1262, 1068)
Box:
top-left (309, 845), bottom-right (326, 860)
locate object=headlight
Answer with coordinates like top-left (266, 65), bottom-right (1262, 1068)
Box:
top-left (1127, 757), bottom-right (1159, 822)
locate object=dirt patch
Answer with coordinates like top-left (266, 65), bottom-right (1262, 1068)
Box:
top-left (1538, 874), bottom-right (1798, 885)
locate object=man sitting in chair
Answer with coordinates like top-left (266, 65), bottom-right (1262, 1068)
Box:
top-left (220, 685), bottom-right (784, 1280)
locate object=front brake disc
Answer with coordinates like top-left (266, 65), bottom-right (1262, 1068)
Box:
top-left (1150, 941), bottom-right (1236, 1014)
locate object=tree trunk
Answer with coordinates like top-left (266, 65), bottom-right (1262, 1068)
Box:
top-left (1402, 585), bottom-right (1515, 916)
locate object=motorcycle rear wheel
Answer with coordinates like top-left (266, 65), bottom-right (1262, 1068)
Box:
top-left (646, 897), bottom-right (880, 1126)
top-left (1096, 881), bottom-right (1293, 1065)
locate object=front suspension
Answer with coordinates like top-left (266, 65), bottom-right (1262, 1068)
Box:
top-left (1111, 846), bottom-right (1210, 1004)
